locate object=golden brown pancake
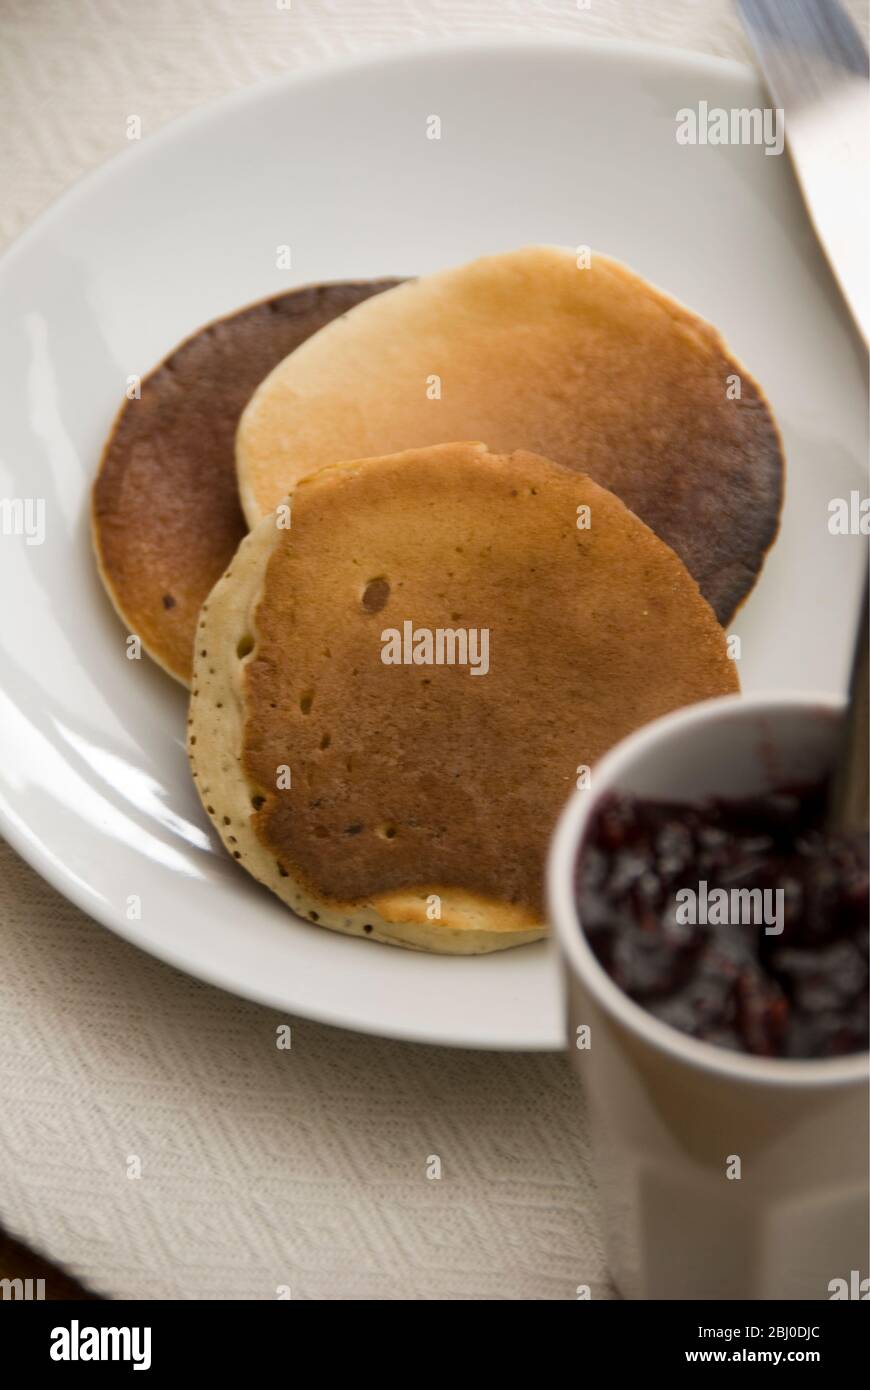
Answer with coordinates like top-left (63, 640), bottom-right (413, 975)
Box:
top-left (237, 246), bottom-right (783, 624)
top-left (188, 442), bottom-right (739, 954)
top-left (92, 279), bottom-right (401, 684)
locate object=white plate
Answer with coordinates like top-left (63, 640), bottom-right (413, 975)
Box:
top-left (0, 37), bottom-right (865, 1049)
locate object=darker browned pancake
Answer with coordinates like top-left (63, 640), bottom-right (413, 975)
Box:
top-left (92, 279), bottom-right (402, 683)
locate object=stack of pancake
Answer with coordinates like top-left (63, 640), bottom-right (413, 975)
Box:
top-left (92, 247), bottom-right (783, 954)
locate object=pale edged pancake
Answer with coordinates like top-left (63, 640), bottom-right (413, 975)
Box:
top-left (188, 442), bottom-right (739, 954)
top-left (236, 246), bottom-right (783, 624)
top-left (92, 279), bottom-right (401, 684)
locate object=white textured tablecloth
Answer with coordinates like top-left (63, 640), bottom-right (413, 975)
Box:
top-left (0, 0), bottom-right (865, 1301)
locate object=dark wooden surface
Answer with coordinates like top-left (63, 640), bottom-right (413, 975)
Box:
top-left (0, 1226), bottom-right (97, 1300)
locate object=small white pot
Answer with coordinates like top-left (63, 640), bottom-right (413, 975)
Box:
top-left (547, 692), bottom-right (869, 1301)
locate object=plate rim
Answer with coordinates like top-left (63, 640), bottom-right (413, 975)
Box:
top-left (0, 32), bottom-right (759, 274)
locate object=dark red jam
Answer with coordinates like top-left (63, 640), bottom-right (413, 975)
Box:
top-left (575, 784), bottom-right (869, 1059)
